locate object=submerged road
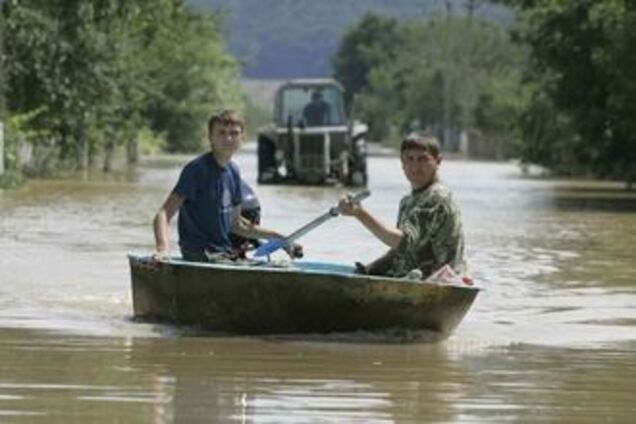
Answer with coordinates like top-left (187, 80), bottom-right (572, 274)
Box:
top-left (0, 150), bottom-right (635, 422)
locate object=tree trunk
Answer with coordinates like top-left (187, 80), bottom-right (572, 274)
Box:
top-left (441, 0), bottom-right (453, 149)
top-left (103, 133), bottom-right (116, 173)
top-left (459, 0), bottom-right (478, 136)
top-left (0, 122), bottom-right (4, 176)
top-left (0, 6), bottom-right (6, 120)
top-left (88, 138), bottom-right (96, 169)
top-left (466, 0), bottom-right (481, 17)
top-left (0, 15), bottom-right (4, 173)
top-left (126, 137), bottom-right (139, 165)
top-left (76, 122), bottom-right (89, 170)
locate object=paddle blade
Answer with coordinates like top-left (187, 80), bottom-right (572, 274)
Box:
top-left (253, 238), bottom-right (285, 257)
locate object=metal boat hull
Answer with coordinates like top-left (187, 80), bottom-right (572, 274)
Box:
top-left (129, 255), bottom-right (479, 338)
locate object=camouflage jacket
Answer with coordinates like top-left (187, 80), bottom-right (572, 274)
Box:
top-left (379, 179), bottom-right (466, 278)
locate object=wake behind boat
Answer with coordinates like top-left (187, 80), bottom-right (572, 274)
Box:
top-left (128, 254), bottom-right (479, 340)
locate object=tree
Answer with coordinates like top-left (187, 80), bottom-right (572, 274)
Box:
top-left (142, 7), bottom-right (243, 152)
top-left (3, 0), bottom-right (244, 177)
top-left (503, 0), bottom-right (636, 184)
top-left (0, 1), bottom-right (5, 119)
top-left (334, 12), bottom-right (526, 147)
top-left (333, 13), bottom-right (403, 108)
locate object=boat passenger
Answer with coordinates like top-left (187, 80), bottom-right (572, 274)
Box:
top-left (152, 109), bottom-right (301, 262)
top-left (338, 134), bottom-right (466, 279)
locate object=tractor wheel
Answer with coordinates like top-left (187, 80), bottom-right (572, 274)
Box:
top-left (349, 169), bottom-right (367, 187)
top-left (257, 136), bottom-right (277, 184)
top-left (347, 154), bottom-right (368, 187)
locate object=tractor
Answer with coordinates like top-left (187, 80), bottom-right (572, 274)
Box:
top-left (257, 79), bottom-right (368, 186)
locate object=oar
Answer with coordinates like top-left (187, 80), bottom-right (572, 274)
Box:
top-left (253, 189), bottom-right (371, 258)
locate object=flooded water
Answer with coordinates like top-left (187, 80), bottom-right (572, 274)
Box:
top-left (1, 148), bottom-right (635, 422)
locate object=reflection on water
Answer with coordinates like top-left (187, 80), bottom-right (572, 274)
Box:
top-left (550, 184), bottom-right (636, 212)
top-left (0, 329), bottom-right (634, 422)
top-left (1, 150), bottom-right (635, 421)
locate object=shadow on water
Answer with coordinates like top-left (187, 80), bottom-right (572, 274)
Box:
top-left (550, 185), bottom-right (636, 212)
top-left (129, 316), bottom-right (444, 344)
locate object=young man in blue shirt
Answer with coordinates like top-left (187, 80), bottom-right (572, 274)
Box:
top-left (153, 110), bottom-right (299, 261)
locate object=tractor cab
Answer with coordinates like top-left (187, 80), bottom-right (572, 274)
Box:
top-left (258, 79), bottom-right (368, 186)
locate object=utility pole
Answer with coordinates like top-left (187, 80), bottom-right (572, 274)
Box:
top-left (0, 122), bottom-right (4, 177)
top-left (457, 0), bottom-right (480, 157)
top-left (0, 0), bottom-right (5, 118)
top-left (441, 0), bottom-right (453, 150)
top-left (0, 0), bottom-right (6, 176)
top-left (467, 0), bottom-right (481, 17)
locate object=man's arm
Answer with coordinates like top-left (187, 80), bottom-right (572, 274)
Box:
top-left (230, 206), bottom-right (303, 257)
top-left (230, 206), bottom-right (283, 240)
top-left (338, 196), bottom-right (402, 248)
top-left (153, 193), bottom-right (184, 257)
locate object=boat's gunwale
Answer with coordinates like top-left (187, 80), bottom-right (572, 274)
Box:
top-left (127, 253), bottom-right (480, 292)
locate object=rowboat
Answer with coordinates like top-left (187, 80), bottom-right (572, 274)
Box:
top-left (128, 254), bottom-right (479, 340)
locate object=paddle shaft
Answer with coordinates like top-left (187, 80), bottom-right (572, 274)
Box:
top-left (282, 189), bottom-right (370, 245)
top-left (253, 189), bottom-right (370, 257)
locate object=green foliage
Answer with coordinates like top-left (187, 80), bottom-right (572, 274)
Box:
top-left (242, 96), bottom-right (271, 139)
top-left (3, 0), bottom-right (243, 179)
top-left (357, 65), bottom-right (408, 142)
top-left (0, 8), bottom-right (6, 119)
top-left (2, 108), bottom-right (50, 176)
top-left (334, 13), bottom-right (404, 108)
top-left (137, 126), bottom-right (166, 156)
top-left (142, 8), bottom-right (244, 152)
top-left (517, 86), bottom-right (580, 173)
top-left (334, 12), bottom-right (526, 148)
top-left (506, 0), bottom-right (636, 183)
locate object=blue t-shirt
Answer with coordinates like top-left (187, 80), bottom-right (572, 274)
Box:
top-left (172, 153), bottom-right (243, 253)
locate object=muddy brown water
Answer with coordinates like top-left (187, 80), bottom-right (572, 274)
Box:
top-left (1, 150), bottom-right (635, 422)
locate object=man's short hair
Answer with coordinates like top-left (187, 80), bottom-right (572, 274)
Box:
top-left (208, 109), bottom-right (244, 135)
top-left (400, 134), bottom-right (441, 158)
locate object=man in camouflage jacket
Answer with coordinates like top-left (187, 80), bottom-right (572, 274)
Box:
top-left (338, 134), bottom-right (465, 279)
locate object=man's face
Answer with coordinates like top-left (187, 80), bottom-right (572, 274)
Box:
top-left (209, 122), bottom-right (242, 158)
top-left (401, 148), bottom-right (441, 189)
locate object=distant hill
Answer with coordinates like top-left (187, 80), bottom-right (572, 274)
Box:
top-left (188, 0), bottom-right (512, 79)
